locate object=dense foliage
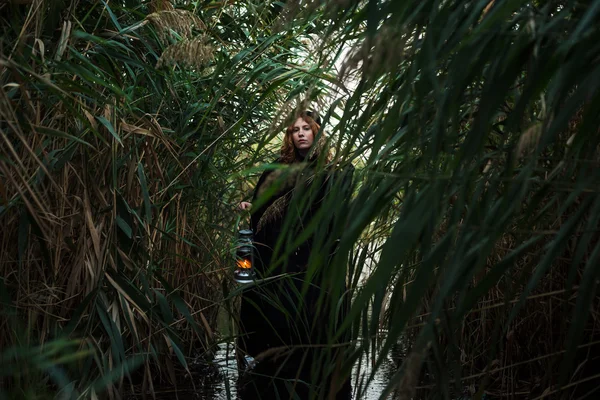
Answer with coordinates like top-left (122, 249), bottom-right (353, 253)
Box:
top-left (1, 0), bottom-right (600, 398)
top-left (0, 0), bottom-right (319, 396)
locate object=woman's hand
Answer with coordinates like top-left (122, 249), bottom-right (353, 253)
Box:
top-left (239, 201), bottom-right (252, 211)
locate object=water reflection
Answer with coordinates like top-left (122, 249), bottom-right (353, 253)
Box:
top-left (142, 337), bottom-right (401, 399)
top-left (186, 338), bottom-right (399, 400)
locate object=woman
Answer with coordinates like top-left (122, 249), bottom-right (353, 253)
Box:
top-left (237, 111), bottom-right (353, 399)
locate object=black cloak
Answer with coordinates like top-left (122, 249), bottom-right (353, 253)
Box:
top-left (237, 158), bottom-right (354, 400)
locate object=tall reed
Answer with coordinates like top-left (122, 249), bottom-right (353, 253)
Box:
top-left (2, 0), bottom-right (600, 398)
top-left (0, 0), bottom-right (314, 396)
top-left (257, 1), bottom-right (600, 398)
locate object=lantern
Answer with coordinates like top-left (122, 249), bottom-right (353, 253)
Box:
top-left (234, 229), bottom-right (255, 283)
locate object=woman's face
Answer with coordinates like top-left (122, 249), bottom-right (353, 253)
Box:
top-left (291, 117), bottom-right (314, 155)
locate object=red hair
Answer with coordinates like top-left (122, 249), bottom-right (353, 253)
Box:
top-left (280, 112), bottom-right (330, 164)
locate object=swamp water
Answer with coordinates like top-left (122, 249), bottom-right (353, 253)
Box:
top-left (147, 338), bottom-right (402, 399)
top-left (147, 275), bottom-right (404, 399)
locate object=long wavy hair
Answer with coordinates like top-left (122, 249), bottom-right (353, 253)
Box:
top-left (280, 111), bottom-right (331, 164)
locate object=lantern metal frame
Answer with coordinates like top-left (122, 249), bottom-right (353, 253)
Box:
top-left (234, 229), bottom-right (255, 283)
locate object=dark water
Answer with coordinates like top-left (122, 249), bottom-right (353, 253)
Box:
top-left (141, 303), bottom-right (403, 399)
top-left (154, 338), bottom-right (400, 400)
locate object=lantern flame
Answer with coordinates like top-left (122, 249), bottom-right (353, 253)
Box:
top-left (236, 258), bottom-right (252, 269)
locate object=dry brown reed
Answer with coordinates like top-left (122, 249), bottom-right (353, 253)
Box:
top-left (0, 1), bottom-right (225, 395)
top-left (0, 106), bottom-right (224, 386)
top-left (146, 9), bottom-right (206, 45)
top-left (145, 7), bottom-right (213, 71)
top-left (148, 0), bottom-right (174, 13)
top-left (156, 36), bottom-right (214, 69)
top-left (402, 113), bottom-right (600, 398)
